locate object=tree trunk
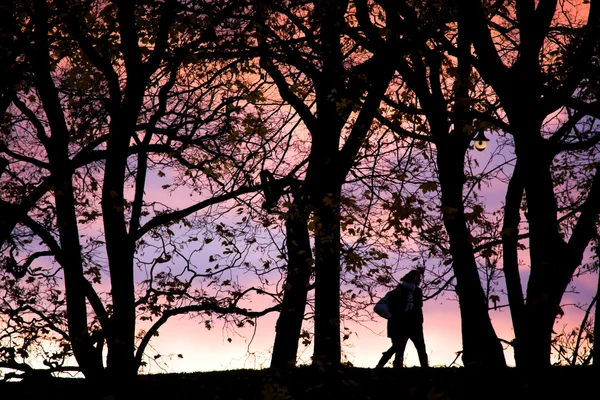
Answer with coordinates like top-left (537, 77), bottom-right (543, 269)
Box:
top-left (100, 9), bottom-right (150, 375)
top-left (54, 177), bottom-right (105, 380)
top-left (310, 0), bottom-right (345, 365)
top-left (270, 201), bottom-right (312, 368)
top-left (437, 138), bottom-right (507, 367)
top-left (433, 29), bottom-right (506, 366)
top-left (102, 118), bottom-right (138, 382)
top-left (309, 75), bottom-right (343, 365)
top-left (513, 128), bottom-right (563, 368)
top-left (105, 239), bottom-right (136, 382)
top-left (501, 160), bottom-right (526, 366)
top-left (312, 187), bottom-right (342, 367)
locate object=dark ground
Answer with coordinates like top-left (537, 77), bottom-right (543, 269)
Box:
top-left (1, 365), bottom-right (596, 400)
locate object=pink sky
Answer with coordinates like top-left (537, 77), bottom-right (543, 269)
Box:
top-left (3, 136), bottom-right (596, 379)
top-left (128, 137), bottom-right (597, 373)
top-left (136, 256), bottom-right (596, 373)
top-left (139, 276), bottom-right (595, 373)
top-left (3, 0), bottom-right (596, 380)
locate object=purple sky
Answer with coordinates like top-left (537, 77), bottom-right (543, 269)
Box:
top-left (125, 134), bottom-right (598, 373)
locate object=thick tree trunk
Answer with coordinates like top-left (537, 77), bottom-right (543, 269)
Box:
top-left (522, 260), bottom-right (566, 369)
top-left (513, 128), bottom-right (564, 368)
top-left (101, 5), bottom-right (151, 374)
top-left (102, 118), bottom-right (138, 382)
top-left (437, 139), bottom-right (507, 367)
top-left (270, 202), bottom-right (312, 368)
top-left (432, 29), bottom-right (506, 366)
top-left (310, 1), bottom-right (345, 366)
top-left (105, 240), bottom-right (136, 382)
top-left (312, 188), bottom-right (342, 367)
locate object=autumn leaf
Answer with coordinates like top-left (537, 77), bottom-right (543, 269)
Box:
top-left (419, 181), bottom-right (438, 193)
top-left (490, 295), bottom-right (500, 309)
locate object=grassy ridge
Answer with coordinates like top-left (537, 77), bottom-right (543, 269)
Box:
top-left (2, 366), bottom-right (596, 399)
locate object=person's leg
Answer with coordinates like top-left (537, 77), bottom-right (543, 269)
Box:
top-left (391, 334), bottom-right (409, 368)
top-left (410, 325), bottom-right (429, 367)
top-left (375, 345), bottom-right (395, 368)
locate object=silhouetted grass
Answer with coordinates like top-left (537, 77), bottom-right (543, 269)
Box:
top-left (1, 365), bottom-right (596, 399)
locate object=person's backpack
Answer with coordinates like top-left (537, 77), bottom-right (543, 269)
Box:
top-left (373, 290), bottom-right (394, 319)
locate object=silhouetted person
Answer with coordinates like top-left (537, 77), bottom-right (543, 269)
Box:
top-left (377, 269), bottom-right (428, 368)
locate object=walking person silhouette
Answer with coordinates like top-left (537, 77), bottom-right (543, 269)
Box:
top-left (375, 268), bottom-right (428, 368)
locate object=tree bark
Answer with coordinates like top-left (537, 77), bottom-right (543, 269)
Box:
top-left (312, 186), bottom-right (342, 366)
top-left (309, 77), bottom-right (344, 366)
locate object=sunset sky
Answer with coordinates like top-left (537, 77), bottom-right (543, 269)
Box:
top-left (2, 116), bottom-right (596, 380)
top-left (2, 1), bottom-right (598, 381)
top-left (140, 268), bottom-right (596, 374)
top-left (131, 137), bottom-right (597, 374)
